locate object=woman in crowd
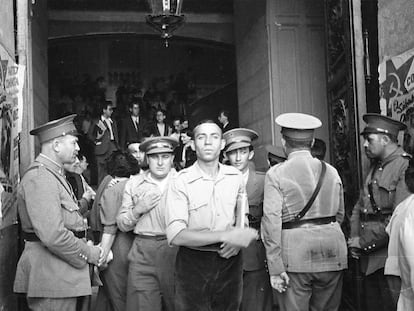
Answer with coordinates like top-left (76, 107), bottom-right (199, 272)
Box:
top-left (90, 150), bottom-right (140, 311)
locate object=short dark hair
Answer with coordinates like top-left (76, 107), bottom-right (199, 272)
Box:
top-left (128, 99), bottom-right (142, 110)
top-left (311, 138), bottom-right (327, 160)
top-left (105, 150), bottom-right (140, 178)
top-left (283, 136), bottom-right (313, 149)
top-left (219, 109), bottom-right (230, 118)
top-left (100, 100), bottom-right (113, 113)
top-left (193, 119), bottom-right (222, 137)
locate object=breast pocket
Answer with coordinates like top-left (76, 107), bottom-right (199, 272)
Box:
top-left (60, 198), bottom-right (85, 231)
top-left (377, 179), bottom-right (397, 210)
top-left (188, 200), bottom-right (211, 230)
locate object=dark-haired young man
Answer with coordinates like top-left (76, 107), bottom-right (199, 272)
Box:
top-left (224, 128), bottom-right (273, 311)
top-left (218, 109), bottom-right (235, 132)
top-left (89, 101), bottom-right (119, 184)
top-left (119, 101), bottom-right (147, 150)
top-left (165, 120), bottom-right (257, 311)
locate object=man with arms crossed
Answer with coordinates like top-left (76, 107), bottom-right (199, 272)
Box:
top-left (165, 120), bottom-right (257, 311)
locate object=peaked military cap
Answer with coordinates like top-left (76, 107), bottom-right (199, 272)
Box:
top-left (30, 114), bottom-right (78, 144)
top-left (267, 145), bottom-right (287, 161)
top-left (139, 136), bottom-right (179, 155)
top-left (361, 113), bottom-right (406, 137)
top-left (275, 113), bottom-right (322, 141)
top-left (223, 128), bottom-right (259, 153)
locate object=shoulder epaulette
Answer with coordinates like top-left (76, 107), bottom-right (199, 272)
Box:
top-left (401, 152), bottom-right (412, 159)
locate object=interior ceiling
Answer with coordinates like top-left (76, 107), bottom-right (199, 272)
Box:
top-left (48, 0), bottom-right (233, 14)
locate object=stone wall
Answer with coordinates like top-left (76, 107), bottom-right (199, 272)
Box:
top-left (378, 0), bottom-right (414, 60)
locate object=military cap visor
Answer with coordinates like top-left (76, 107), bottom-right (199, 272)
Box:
top-left (223, 128), bottom-right (259, 153)
top-left (30, 114), bottom-right (78, 143)
top-left (361, 113), bottom-right (406, 137)
top-left (139, 136), bottom-right (179, 155)
top-left (276, 113), bottom-right (322, 141)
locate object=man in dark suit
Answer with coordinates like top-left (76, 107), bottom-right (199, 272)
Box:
top-left (148, 109), bottom-right (172, 136)
top-left (89, 101), bottom-right (119, 184)
top-left (218, 109), bottom-right (235, 132)
top-left (120, 101), bottom-right (147, 150)
top-left (224, 128), bottom-right (273, 311)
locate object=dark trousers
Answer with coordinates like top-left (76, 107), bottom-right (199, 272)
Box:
top-left (126, 237), bottom-right (177, 311)
top-left (275, 271), bottom-right (343, 311)
top-left (241, 269), bottom-right (273, 311)
top-left (94, 232), bottom-right (134, 311)
top-left (175, 247), bottom-right (243, 311)
top-left (363, 269), bottom-right (398, 311)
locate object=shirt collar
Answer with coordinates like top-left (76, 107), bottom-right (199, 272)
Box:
top-left (101, 115), bottom-right (112, 123)
top-left (187, 161), bottom-right (239, 183)
top-left (37, 153), bottom-right (65, 175)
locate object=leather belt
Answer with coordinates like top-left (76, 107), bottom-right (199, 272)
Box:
top-left (22, 230), bottom-right (86, 242)
top-left (360, 212), bottom-right (391, 221)
top-left (282, 216), bottom-right (336, 230)
top-left (136, 234), bottom-right (167, 241)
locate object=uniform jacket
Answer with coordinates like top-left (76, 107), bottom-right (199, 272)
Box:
top-left (350, 146), bottom-right (411, 275)
top-left (89, 117), bottom-right (119, 156)
top-left (119, 116), bottom-right (147, 150)
top-left (262, 150), bottom-right (347, 276)
top-left (243, 169), bottom-right (267, 271)
top-left (14, 154), bottom-right (92, 297)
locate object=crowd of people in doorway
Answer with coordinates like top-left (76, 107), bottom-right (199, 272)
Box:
top-left (12, 100), bottom-right (414, 311)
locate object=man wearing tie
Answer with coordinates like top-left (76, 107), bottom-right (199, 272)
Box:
top-left (89, 101), bottom-right (119, 184)
top-left (120, 101), bottom-right (147, 150)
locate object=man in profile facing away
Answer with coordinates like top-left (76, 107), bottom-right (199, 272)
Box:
top-left (165, 120), bottom-right (257, 311)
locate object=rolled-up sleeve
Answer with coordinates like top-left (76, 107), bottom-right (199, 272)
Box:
top-left (100, 184), bottom-right (123, 234)
top-left (261, 170), bottom-right (285, 276)
top-left (165, 176), bottom-right (190, 244)
top-left (116, 179), bottom-right (140, 232)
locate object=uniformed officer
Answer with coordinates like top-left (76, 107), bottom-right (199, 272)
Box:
top-left (14, 114), bottom-right (103, 311)
top-left (349, 113), bottom-right (410, 311)
top-left (262, 113), bottom-right (347, 311)
top-left (223, 128), bottom-right (273, 311)
top-left (117, 136), bottom-right (179, 311)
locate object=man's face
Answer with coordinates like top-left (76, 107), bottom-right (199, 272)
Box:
top-left (218, 113), bottom-right (227, 125)
top-left (156, 111), bottom-right (165, 123)
top-left (56, 135), bottom-right (80, 164)
top-left (193, 123), bottom-right (224, 163)
top-left (182, 120), bottom-right (189, 129)
top-left (78, 156), bottom-right (89, 173)
top-left (173, 120), bottom-right (181, 132)
top-left (103, 105), bottom-right (113, 118)
top-left (181, 132), bottom-right (191, 145)
top-left (128, 143), bottom-right (145, 165)
top-left (363, 133), bottom-right (386, 159)
top-left (227, 147), bottom-right (253, 173)
top-left (130, 104), bottom-right (140, 117)
top-left (147, 152), bottom-right (174, 179)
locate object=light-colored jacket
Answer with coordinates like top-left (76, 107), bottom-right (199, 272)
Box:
top-left (262, 150), bottom-right (347, 276)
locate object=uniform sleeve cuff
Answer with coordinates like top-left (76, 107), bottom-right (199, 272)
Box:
top-left (166, 221), bottom-right (187, 245)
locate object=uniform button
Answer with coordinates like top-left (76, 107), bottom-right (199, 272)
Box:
top-left (363, 209), bottom-right (368, 213)
top-left (373, 180), bottom-right (377, 184)
top-left (361, 224), bottom-right (365, 229)
top-left (367, 195), bottom-right (371, 198)
top-left (373, 244), bottom-right (376, 247)
top-left (364, 248), bottom-right (367, 251)
top-left (368, 246), bottom-right (372, 249)
top-left (378, 167), bottom-right (383, 171)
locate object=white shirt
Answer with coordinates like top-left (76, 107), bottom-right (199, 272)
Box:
top-left (101, 116), bottom-right (114, 140)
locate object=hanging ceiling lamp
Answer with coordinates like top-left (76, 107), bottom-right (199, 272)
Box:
top-left (146, 0), bottom-right (185, 47)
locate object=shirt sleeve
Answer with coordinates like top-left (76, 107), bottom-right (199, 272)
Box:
top-left (116, 179), bottom-right (140, 232)
top-left (261, 170), bottom-right (285, 275)
top-left (400, 209), bottom-right (414, 294)
top-left (100, 184), bottom-right (123, 235)
top-left (165, 175), bottom-right (190, 244)
top-left (23, 170), bottom-right (92, 269)
top-left (336, 180), bottom-right (345, 224)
